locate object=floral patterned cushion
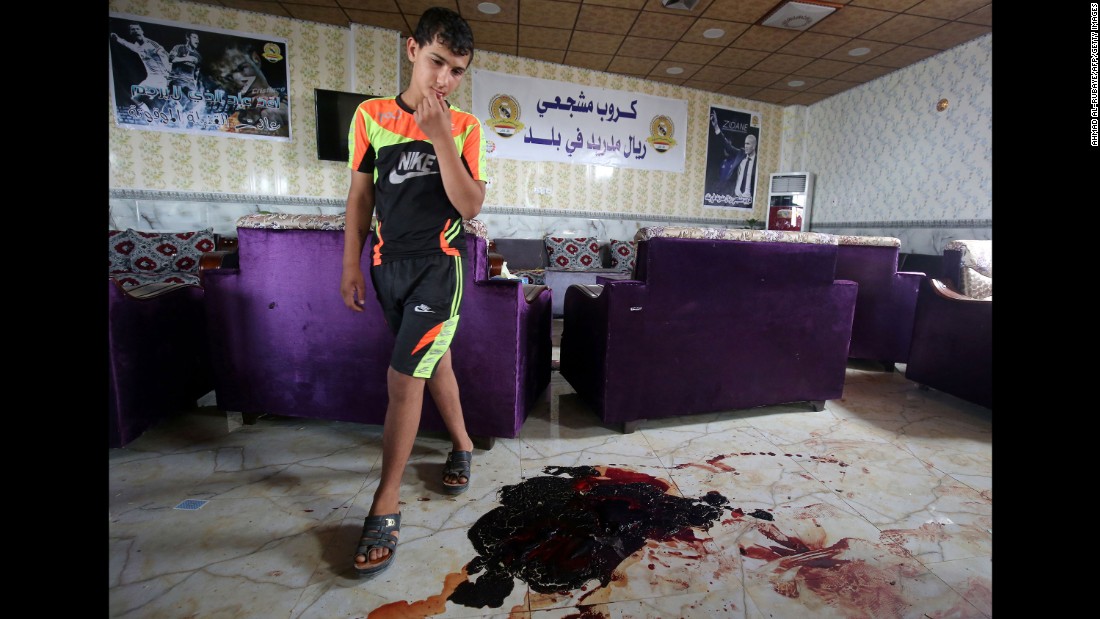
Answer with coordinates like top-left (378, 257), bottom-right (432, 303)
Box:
top-left (510, 268), bottom-right (546, 285)
top-left (109, 229), bottom-right (136, 275)
top-left (129, 228), bottom-right (216, 274)
top-left (545, 236), bottom-right (602, 270)
top-left (609, 240), bottom-right (637, 272)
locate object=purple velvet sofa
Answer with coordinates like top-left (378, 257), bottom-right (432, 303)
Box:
top-left (904, 240), bottom-right (992, 409)
top-left (202, 214), bottom-right (552, 443)
top-left (108, 280), bottom-right (214, 447)
top-left (833, 235), bottom-right (924, 369)
top-left (560, 227), bottom-right (858, 431)
top-left (108, 229), bottom-right (238, 448)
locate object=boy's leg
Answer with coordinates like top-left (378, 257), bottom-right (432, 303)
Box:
top-left (426, 349), bottom-right (474, 486)
top-left (356, 367), bottom-right (424, 566)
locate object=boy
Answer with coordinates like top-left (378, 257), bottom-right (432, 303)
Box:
top-left (339, 7), bottom-right (487, 578)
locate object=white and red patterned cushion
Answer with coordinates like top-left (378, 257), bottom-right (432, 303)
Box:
top-left (609, 240), bottom-right (636, 273)
top-left (129, 229), bottom-right (215, 274)
top-left (509, 268), bottom-right (546, 285)
top-left (545, 237), bottom-right (601, 270)
top-left (108, 229), bottom-right (136, 275)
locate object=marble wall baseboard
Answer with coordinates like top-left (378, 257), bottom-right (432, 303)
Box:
top-left (108, 190), bottom-right (749, 242)
top-left (108, 190), bottom-right (991, 254)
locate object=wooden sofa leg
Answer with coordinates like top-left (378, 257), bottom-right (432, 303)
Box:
top-left (472, 436), bottom-right (496, 451)
top-left (623, 420), bottom-right (642, 434)
top-left (809, 400), bottom-right (826, 412)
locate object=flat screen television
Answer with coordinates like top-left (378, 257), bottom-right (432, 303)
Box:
top-left (314, 88), bottom-right (377, 163)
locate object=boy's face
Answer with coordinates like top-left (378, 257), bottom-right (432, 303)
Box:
top-left (407, 35), bottom-right (470, 102)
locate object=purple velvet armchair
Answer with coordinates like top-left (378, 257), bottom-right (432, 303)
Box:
top-left (904, 240), bottom-right (992, 409)
top-left (559, 227), bottom-right (858, 431)
top-left (202, 214), bottom-right (552, 443)
top-left (833, 236), bottom-right (924, 370)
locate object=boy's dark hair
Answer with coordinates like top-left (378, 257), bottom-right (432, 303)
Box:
top-left (414, 6), bottom-right (475, 59)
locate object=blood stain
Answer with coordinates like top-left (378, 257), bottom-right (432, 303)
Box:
top-left (447, 465), bottom-right (728, 609)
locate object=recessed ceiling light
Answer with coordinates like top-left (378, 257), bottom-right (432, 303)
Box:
top-left (477, 2), bottom-right (501, 15)
top-left (666, 67), bottom-right (684, 75)
top-left (848, 47), bottom-right (871, 57)
top-left (787, 80), bottom-right (805, 87)
top-left (703, 28), bottom-right (725, 39)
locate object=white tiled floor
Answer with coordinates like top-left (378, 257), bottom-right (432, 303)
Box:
top-left (109, 330), bottom-right (992, 618)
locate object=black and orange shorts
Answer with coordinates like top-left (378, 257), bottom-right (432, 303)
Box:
top-left (370, 253), bottom-right (464, 378)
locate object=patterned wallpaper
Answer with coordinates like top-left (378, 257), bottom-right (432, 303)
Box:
top-left (107, 1), bottom-right (991, 235)
top-left (803, 33), bottom-right (992, 228)
top-left (108, 0), bottom-right (397, 201)
top-left (108, 0), bottom-right (782, 224)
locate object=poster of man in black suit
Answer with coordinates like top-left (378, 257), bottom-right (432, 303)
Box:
top-left (703, 106), bottom-right (760, 210)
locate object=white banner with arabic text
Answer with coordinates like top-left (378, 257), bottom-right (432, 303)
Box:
top-left (472, 69), bottom-right (686, 172)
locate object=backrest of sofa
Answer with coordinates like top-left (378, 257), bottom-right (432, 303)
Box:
top-left (835, 235), bottom-right (904, 283)
top-left (629, 228), bottom-right (841, 311)
top-left (234, 213), bottom-right (490, 282)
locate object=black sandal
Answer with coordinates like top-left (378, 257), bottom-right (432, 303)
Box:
top-left (442, 450), bottom-right (472, 495)
top-left (353, 512), bottom-right (400, 578)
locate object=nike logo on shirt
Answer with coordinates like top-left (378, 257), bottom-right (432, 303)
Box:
top-left (389, 168), bottom-right (439, 184)
top-left (389, 151), bottom-right (439, 184)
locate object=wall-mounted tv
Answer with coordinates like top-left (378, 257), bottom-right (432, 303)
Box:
top-left (314, 88), bottom-right (377, 163)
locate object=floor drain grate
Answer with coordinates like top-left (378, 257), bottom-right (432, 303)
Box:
top-left (173, 499), bottom-right (208, 511)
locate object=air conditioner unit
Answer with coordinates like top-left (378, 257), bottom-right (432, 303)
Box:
top-left (766, 172), bottom-right (815, 231)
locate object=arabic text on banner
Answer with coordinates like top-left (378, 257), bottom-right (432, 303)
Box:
top-left (472, 69), bottom-right (686, 173)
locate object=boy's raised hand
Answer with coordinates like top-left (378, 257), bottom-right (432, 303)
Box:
top-left (414, 92), bottom-right (452, 142)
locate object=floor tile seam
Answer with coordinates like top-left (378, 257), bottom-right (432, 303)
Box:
top-left (896, 562), bottom-right (990, 618)
top-left (113, 556), bottom-right (307, 601)
top-left (855, 518), bottom-right (993, 567)
top-left (168, 495), bottom-right (359, 533)
top-left (941, 472), bottom-right (992, 499)
top-left (923, 573), bottom-right (993, 618)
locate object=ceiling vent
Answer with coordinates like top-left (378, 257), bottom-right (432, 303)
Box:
top-left (760, 1), bottom-right (840, 31)
top-left (661, 0), bottom-right (701, 10)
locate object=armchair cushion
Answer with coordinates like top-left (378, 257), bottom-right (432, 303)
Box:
top-left (129, 228), bottom-right (216, 275)
top-left (109, 229), bottom-right (136, 275)
top-left (609, 240), bottom-right (637, 273)
top-left (545, 236), bottom-right (602, 270)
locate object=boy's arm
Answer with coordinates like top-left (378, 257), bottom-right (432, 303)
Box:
top-left (341, 170), bottom-right (375, 311)
top-left (415, 93), bottom-right (486, 220)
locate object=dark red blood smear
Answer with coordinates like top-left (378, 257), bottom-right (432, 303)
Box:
top-left (448, 465), bottom-right (728, 608)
